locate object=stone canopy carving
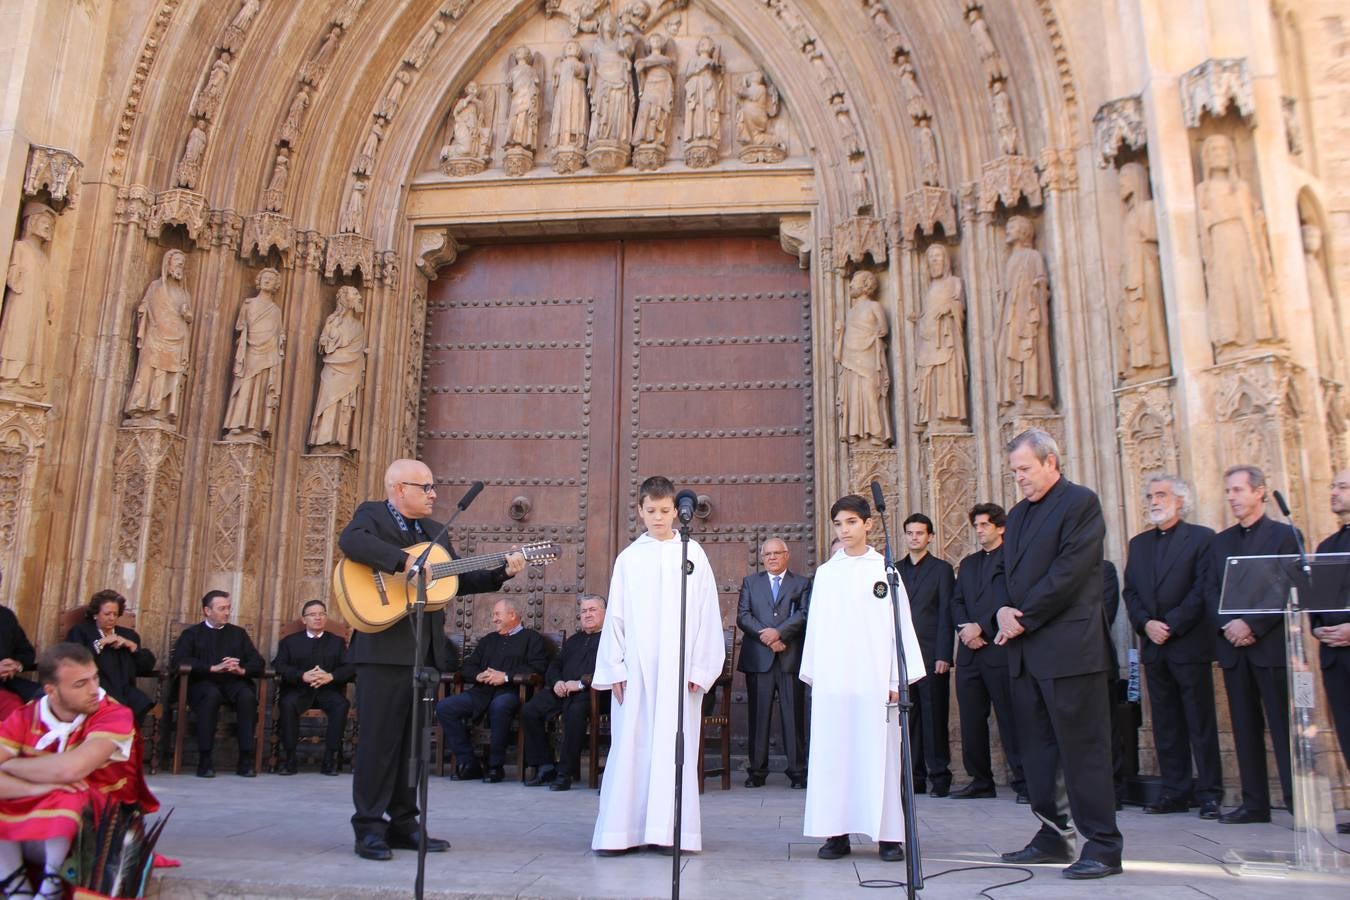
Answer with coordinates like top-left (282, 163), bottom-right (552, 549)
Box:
top-left (22, 145), bottom-right (82, 212)
top-left (1094, 95), bottom-right (1146, 168)
top-left (1181, 58), bottom-right (1255, 128)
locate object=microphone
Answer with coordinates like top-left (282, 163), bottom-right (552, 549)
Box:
top-left (675, 489), bottom-right (698, 524)
top-left (1272, 489), bottom-right (1292, 518)
top-left (870, 480), bottom-right (887, 514)
top-left (456, 481), bottom-right (484, 511)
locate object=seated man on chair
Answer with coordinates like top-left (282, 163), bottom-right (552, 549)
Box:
top-left (272, 600), bottom-right (354, 775)
top-left (0, 570), bottom-right (39, 721)
top-left (0, 643), bottom-right (158, 900)
top-left (436, 598), bottom-right (548, 783)
top-left (170, 590), bottom-right (266, 777)
top-left (522, 594), bottom-right (607, 792)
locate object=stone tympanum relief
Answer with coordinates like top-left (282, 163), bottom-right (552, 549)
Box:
top-left (338, 180), bottom-right (367, 234)
top-left (440, 82), bottom-right (494, 176)
top-left (125, 250), bottom-right (193, 427)
top-left (682, 36), bottom-right (722, 168)
top-left (1117, 161), bottom-right (1169, 382)
top-left (222, 268), bottom-right (284, 440)
top-left (504, 46), bottom-right (542, 176)
top-left (309, 286), bottom-right (368, 450)
top-left (189, 52), bottom-right (232, 122)
top-left (1, 203), bottom-right (55, 395)
top-left (632, 33), bottom-right (676, 170)
top-left (587, 14), bottom-right (637, 173)
top-left (836, 270), bottom-right (893, 448)
top-left (1196, 134), bottom-right (1280, 361)
top-left (173, 121), bottom-right (209, 189)
top-left (997, 216), bottom-right (1054, 414)
top-left (221, 0), bottom-right (260, 53)
top-left (913, 244), bottom-right (968, 428)
top-left (735, 70), bottom-right (785, 163)
top-left (550, 40), bottom-right (590, 173)
top-left (263, 152), bottom-right (289, 212)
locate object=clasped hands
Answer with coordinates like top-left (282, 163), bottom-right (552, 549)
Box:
top-left (0, 658), bottom-right (22, 680)
top-left (993, 606), bottom-right (1025, 645)
top-left (1313, 623), bottom-right (1350, 648)
top-left (98, 633), bottom-right (138, 653)
top-left (475, 668), bottom-right (510, 687)
top-left (209, 656), bottom-right (246, 675)
top-left (758, 627), bottom-right (787, 653)
top-left (301, 666), bottom-right (333, 688)
top-left (552, 679), bottom-right (585, 698)
top-left (1222, 619), bottom-right (1256, 648)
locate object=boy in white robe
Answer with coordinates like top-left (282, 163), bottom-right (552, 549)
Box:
top-left (591, 476), bottom-right (726, 855)
top-left (801, 494), bottom-right (926, 861)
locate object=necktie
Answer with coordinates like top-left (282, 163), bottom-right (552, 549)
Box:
top-left (771, 574), bottom-right (782, 608)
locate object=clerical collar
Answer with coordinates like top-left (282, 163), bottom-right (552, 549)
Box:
top-left (1239, 516), bottom-right (1264, 535)
top-left (203, 618), bottom-right (224, 630)
top-left (306, 630), bottom-right (323, 639)
top-left (982, 544), bottom-right (1002, 556)
top-left (1156, 527), bottom-right (1172, 538)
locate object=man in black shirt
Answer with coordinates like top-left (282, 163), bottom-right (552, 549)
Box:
top-left (899, 513), bottom-right (955, 797)
top-left (0, 570), bottom-right (39, 721)
top-left (436, 598), bottom-right (549, 783)
top-left (170, 590), bottom-right (266, 777)
top-left (521, 594), bottom-right (606, 791)
top-left (1311, 468), bottom-right (1350, 834)
top-left (272, 599), bottom-right (354, 775)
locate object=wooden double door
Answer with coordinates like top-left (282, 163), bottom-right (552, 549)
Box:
top-left (420, 236), bottom-right (815, 637)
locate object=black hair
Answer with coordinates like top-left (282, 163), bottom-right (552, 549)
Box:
top-left (38, 643), bottom-right (95, 685)
top-left (301, 599), bottom-right (327, 615)
top-left (638, 475), bottom-right (676, 504)
top-left (968, 502), bottom-right (1007, 528)
top-left (201, 589), bottom-right (230, 610)
top-left (829, 494), bottom-right (872, 520)
top-left (87, 589), bottom-right (127, 620)
top-left (903, 513), bottom-right (934, 534)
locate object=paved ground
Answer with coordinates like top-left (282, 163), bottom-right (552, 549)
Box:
top-left (142, 770), bottom-right (1349, 899)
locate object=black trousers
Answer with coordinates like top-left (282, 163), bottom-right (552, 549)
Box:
top-left (187, 677), bottom-right (256, 757)
top-left (955, 660), bottom-right (1024, 792)
top-left (1222, 657), bottom-right (1292, 811)
top-left (278, 687), bottom-right (349, 753)
top-left (908, 671), bottom-right (951, 788)
top-left (521, 689), bottom-right (596, 777)
top-left (1325, 655), bottom-right (1350, 769)
top-left (1012, 668), bottom-right (1123, 866)
top-left (435, 689), bottom-right (520, 766)
top-left (744, 660), bottom-right (806, 778)
top-left (1144, 658), bottom-right (1222, 800)
top-left (351, 664), bottom-right (423, 839)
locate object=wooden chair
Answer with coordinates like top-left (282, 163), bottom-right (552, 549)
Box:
top-left (265, 619), bottom-right (357, 773)
top-left (161, 620), bottom-right (268, 775)
top-left (587, 674), bottom-right (609, 789)
top-left (697, 626), bottom-right (738, 793)
top-left (60, 606), bottom-right (161, 771)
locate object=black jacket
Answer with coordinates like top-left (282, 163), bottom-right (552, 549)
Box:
top-left (338, 500), bottom-right (509, 670)
top-left (988, 477), bottom-right (1112, 680)
top-left (1311, 525), bottom-right (1349, 670)
top-left (66, 620), bottom-right (157, 711)
top-left (0, 606), bottom-right (38, 702)
top-left (272, 630), bottom-right (355, 695)
top-left (170, 621), bottom-right (265, 684)
top-left (1122, 520), bottom-right (1216, 664)
top-left (900, 552), bottom-right (956, 672)
top-left (944, 545), bottom-right (1007, 668)
top-left (461, 628), bottom-right (549, 697)
top-left (736, 569), bottom-right (810, 674)
top-left (1205, 515), bottom-right (1300, 669)
top-left (545, 630), bottom-right (602, 685)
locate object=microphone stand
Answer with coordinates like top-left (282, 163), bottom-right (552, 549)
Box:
top-left (671, 516), bottom-right (692, 900)
top-left (872, 485), bottom-right (923, 898)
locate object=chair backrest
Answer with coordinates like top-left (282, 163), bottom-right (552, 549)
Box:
top-left (61, 605), bottom-right (137, 636)
top-left (718, 626), bottom-right (736, 682)
top-left (540, 630), bottom-right (565, 657)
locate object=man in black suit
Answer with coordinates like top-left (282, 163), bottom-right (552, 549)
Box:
top-left (0, 570), bottom-right (39, 721)
top-left (170, 590), bottom-right (266, 778)
top-left (338, 458), bottom-right (524, 861)
top-left (436, 597), bottom-right (549, 783)
top-left (272, 599), bottom-right (354, 776)
top-left (736, 537), bottom-right (811, 788)
top-left (1312, 468), bottom-right (1350, 834)
top-left (943, 503), bottom-right (1026, 802)
top-left (1207, 464), bottom-right (1300, 824)
top-left (1122, 475), bottom-right (1221, 819)
top-left (522, 594), bottom-right (606, 792)
top-left (990, 429), bottom-right (1122, 880)
top-left (899, 513), bottom-right (955, 797)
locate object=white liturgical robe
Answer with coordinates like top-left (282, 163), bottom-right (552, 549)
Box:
top-left (800, 546), bottom-right (926, 841)
top-left (591, 532), bottom-right (725, 851)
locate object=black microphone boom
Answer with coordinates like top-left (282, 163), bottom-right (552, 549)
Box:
top-left (675, 489), bottom-right (698, 524)
top-left (457, 481), bottom-right (485, 511)
top-left (870, 480), bottom-right (887, 514)
top-left (1273, 489), bottom-right (1292, 518)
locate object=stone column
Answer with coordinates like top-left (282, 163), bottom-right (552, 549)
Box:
top-left (294, 450), bottom-right (358, 614)
top-left (0, 398), bottom-right (49, 612)
top-left (204, 439), bottom-right (274, 638)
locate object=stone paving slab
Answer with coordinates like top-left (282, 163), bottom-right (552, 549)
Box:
top-left (141, 771), bottom-right (1348, 898)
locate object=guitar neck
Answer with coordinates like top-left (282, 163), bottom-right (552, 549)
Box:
top-left (428, 551), bottom-right (509, 579)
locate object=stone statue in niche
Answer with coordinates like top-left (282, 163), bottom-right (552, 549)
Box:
top-left (996, 216), bottom-right (1054, 412)
top-left (173, 121), bottom-right (209, 189)
top-left (263, 152), bottom-right (289, 211)
top-left (550, 40), bottom-right (590, 174)
top-left (222, 0), bottom-right (261, 53)
top-left (1116, 161), bottom-right (1169, 380)
top-left (440, 82), bottom-right (493, 177)
top-left (1303, 223), bottom-right (1343, 381)
top-left (917, 121), bottom-right (940, 186)
top-left (898, 58), bottom-right (928, 121)
top-left (1196, 134), bottom-right (1280, 360)
top-left (279, 88), bottom-right (311, 146)
top-left (966, 5), bottom-right (1007, 84)
top-left (301, 25), bottom-right (343, 87)
top-left (335, 0), bottom-right (365, 29)
top-left (587, 15), bottom-right (636, 173)
top-left (125, 249), bottom-right (193, 425)
top-left (682, 36), bottom-right (723, 169)
top-left (338, 180), bottom-right (366, 234)
top-left (835, 270), bottom-right (893, 447)
top-left (912, 244), bottom-right (968, 427)
top-left (309, 285), bottom-right (367, 450)
top-left (223, 267), bottom-right (285, 439)
top-left (405, 19), bottom-right (445, 70)
top-left (631, 33), bottom-right (677, 171)
top-left (377, 70), bottom-right (411, 121)
top-left (735, 70), bottom-right (786, 164)
top-left (990, 80), bottom-right (1019, 156)
top-left (503, 46), bottom-right (542, 177)
top-left (354, 122), bottom-right (383, 176)
top-left (0, 202), bottom-right (56, 393)
top-left (189, 53), bottom-right (232, 122)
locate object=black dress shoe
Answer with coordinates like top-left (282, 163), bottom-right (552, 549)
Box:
top-left (949, 783), bottom-right (996, 799)
top-left (929, 783), bottom-right (951, 798)
top-left (455, 760), bottom-right (483, 781)
top-left (817, 835), bottom-right (851, 859)
top-left (482, 765), bottom-right (505, 784)
top-left (278, 755), bottom-right (298, 776)
top-left (1218, 806), bottom-right (1271, 824)
top-left (236, 762), bottom-right (256, 778)
top-left (320, 752), bottom-right (339, 776)
top-left (1015, 792), bottom-right (1030, 805)
top-left (790, 777), bottom-right (807, 790)
top-left (525, 766), bottom-right (557, 787)
top-left (1001, 845), bottom-right (1074, 865)
top-left (595, 847), bottom-right (634, 857)
top-left (1337, 822), bottom-right (1350, 835)
top-left (744, 774), bottom-right (766, 788)
top-left (1198, 799), bottom-right (1221, 820)
top-left (1144, 795), bottom-right (1188, 815)
top-left (196, 760), bottom-right (216, 778)
top-left (1063, 859), bottom-right (1122, 879)
top-left (878, 841), bottom-right (905, 862)
top-left (387, 831), bottom-right (450, 852)
top-left (549, 776), bottom-right (573, 792)
top-left (354, 835), bottom-right (392, 861)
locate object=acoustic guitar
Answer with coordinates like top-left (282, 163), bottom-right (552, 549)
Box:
top-left (332, 540), bottom-right (559, 633)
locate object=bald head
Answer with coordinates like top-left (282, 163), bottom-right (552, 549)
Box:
top-left (1332, 469), bottom-right (1350, 520)
top-left (385, 458), bottom-right (437, 519)
top-left (492, 598), bottom-right (521, 635)
top-left (760, 537), bottom-right (789, 576)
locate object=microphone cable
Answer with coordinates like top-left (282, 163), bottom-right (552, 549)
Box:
top-left (854, 860), bottom-right (1035, 899)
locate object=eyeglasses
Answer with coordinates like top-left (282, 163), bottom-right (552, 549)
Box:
top-left (400, 482), bottom-right (436, 494)
top-left (761, 551), bottom-right (787, 557)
